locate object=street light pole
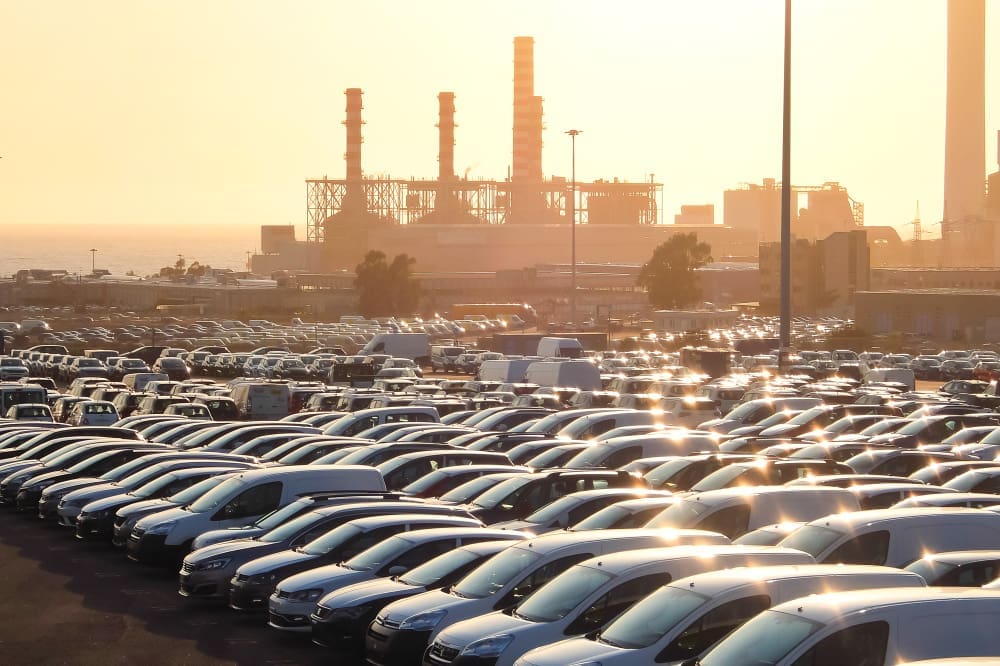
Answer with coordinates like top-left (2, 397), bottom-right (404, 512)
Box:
top-left (779, 0), bottom-right (792, 371)
top-left (566, 129), bottom-right (582, 327)
top-left (89, 248), bottom-right (97, 274)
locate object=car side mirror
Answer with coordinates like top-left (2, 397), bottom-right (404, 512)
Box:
top-left (387, 565), bottom-right (407, 576)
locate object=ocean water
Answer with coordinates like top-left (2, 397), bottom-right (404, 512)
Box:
top-left (4, 223), bottom-right (267, 278)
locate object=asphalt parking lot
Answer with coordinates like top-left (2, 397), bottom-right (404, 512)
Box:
top-left (0, 510), bottom-right (362, 665)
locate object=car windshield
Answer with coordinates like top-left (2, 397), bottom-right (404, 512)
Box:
top-left (572, 504), bottom-right (633, 530)
top-left (514, 565), bottom-right (612, 622)
top-left (565, 444), bottom-right (613, 468)
top-left (248, 498), bottom-right (310, 531)
top-left (451, 546), bottom-right (541, 599)
top-left (399, 548), bottom-right (483, 588)
top-left (131, 472), bottom-right (181, 499)
top-left (525, 412), bottom-right (578, 434)
top-left (168, 475), bottom-right (231, 503)
top-left (895, 419), bottom-right (934, 436)
top-left (904, 557), bottom-right (958, 584)
top-left (66, 451), bottom-right (114, 474)
top-left (599, 584), bottom-right (709, 649)
top-left (778, 525), bottom-right (843, 558)
top-left (300, 523), bottom-right (364, 556)
top-left (259, 510), bottom-right (327, 544)
top-left (526, 446), bottom-right (586, 468)
top-left (438, 475), bottom-right (510, 504)
top-left (690, 465), bottom-right (751, 492)
top-left (784, 407), bottom-right (828, 426)
top-left (699, 609), bottom-right (821, 666)
top-left (644, 499), bottom-right (711, 528)
top-left (343, 535), bottom-right (413, 572)
top-left (470, 476), bottom-right (534, 509)
top-left (118, 465), bottom-right (175, 490)
top-left (187, 477), bottom-right (245, 513)
top-left (98, 456), bottom-right (154, 481)
top-left (523, 495), bottom-right (588, 525)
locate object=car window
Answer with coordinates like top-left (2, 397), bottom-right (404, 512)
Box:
top-left (695, 503), bottom-right (751, 540)
top-left (659, 594), bottom-right (772, 663)
top-left (216, 481), bottom-right (282, 520)
top-left (386, 539), bottom-right (455, 573)
top-left (497, 553), bottom-right (593, 609)
top-left (565, 572), bottom-right (673, 635)
top-left (821, 530), bottom-right (890, 565)
top-left (790, 620), bottom-right (888, 666)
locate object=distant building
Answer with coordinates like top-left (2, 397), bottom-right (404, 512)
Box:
top-left (856, 290), bottom-right (1000, 344)
top-left (674, 205), bottom-right (714, 226)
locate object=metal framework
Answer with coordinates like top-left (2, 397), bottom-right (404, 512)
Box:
top-left (305, 177), bottom-right (662, 243)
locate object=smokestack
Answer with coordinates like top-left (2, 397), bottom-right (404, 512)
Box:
top-left (437, 92), bottom-right (456, 182)
top-left (344, 88), bottom-right (364, 183)
top-left (943, 0), bottom-right (985, 222)
top-left (513, 36), bottom-right (542, 182)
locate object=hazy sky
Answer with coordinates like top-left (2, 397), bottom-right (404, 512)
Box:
top-left (1, 0), bottom-right (997, 240)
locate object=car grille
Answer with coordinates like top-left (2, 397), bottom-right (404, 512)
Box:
top-left (113, 516), bottom-right (125, 528)
top-left (313, 605), bottom-right (332, 619)
top-left (130, 527), bottom-right (145, 540)
top-left (180, 561), bottom-right (194, 574)
top-left (376, 614), bottom-right (400, 629)
top-left (235, 573), bottom-right (249, 583)
top-left (428, 642), bottom-right (459, 663)
top-left (276, 589), bottom-right (290, 599)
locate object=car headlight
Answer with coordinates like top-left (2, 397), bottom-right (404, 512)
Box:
top-left (399, 608), bottom-right (447, 631)
top-left (247, 572), bottom-right (279, 586)
top-left (60, 499), bottom-right (84, 509)
top-left (458, 634), bottom-right (514, 659)
top-left (196, 558), bottom-right (231, 571)
top-left (288, 588), bottom-right (324, 602)
top-left (145, 520), bottom-right (177, 535)
top-left (326, 603), bottom-right (372, 620)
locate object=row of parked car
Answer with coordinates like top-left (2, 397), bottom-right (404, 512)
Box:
top-left (9, 367), bottom-right (1000, 663)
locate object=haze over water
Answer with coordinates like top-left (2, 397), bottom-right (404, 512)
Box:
top-left (4, 223), bottom-right (266, 278)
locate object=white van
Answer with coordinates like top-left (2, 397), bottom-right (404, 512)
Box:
top-left (478, 359), bottom-right (535, 383)
top-left (126, 465), bottom-right (386, 564)
top-left (698, 588), bottom-right (1000, 666)
top-left (864, 367), bottom-right (916, 391)
top-left (536, 337), bottom-right (584, 359)
top-left (361, 333), bottom-right (431, 364)
top-left (365, 529), bottom-right (731, 665)
top-left (563, 431), bottom-right (720, 470)
top-left (427, 546), bottom-right (816, 666)
top-left (519, 564), bottom-right (926, 666)
top-left (230, 381), bottom-right (292, 421)
top-left (648, 486), bottom-right (862, 540)
top-left (122, 372), bottom-right (169, 392)
top-left (322, 406), bottom-right (440, 437)
top-left (657, 396), bottom-right (721, 428)
top-left (524, 360), bottom-right (600, 391)
top-left (779, 507), bottom-right (1000, 567)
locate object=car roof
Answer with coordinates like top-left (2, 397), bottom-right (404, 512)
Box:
top-left (910, 550), bottom-right (1000, 566)
top-left (332, 513), bottom-right (482, 531)
top-left (805, 507), bottom-right (1000, 530)
top-left (768, 587), bottom-right (1000, 624)
top-left (671, 563), bottom-right (924, 598)
top-left (573, 544), bottom-right (812, 575)
top-left (511, 527), bottom-right (730, 554)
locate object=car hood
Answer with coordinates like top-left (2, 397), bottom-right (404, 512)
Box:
top-left (380, 588), bottom-right (465, 626)
top-left (316, 577), bottom-right (420, 609)
top-left (517, 636), bottom-right (628, 666)
top-left (43, 476), bottom-right (103, 497)
top-left (23, 470), bottom-right (72, 489)
top-left (276, 563), bottom-right (371, 594)
top-left (187, 538), bottom-right (280, 565)
top-left (234, 548), bottom-right (316, 577)
top-left (117, 498), bottom-right (175, 518)
top-left (193, 526), bottom-right (266, 549)
top-left (63, 482), bottom-right (126, 506)
top-left (435, 610), bottom-right (533, 649)
top-left (726, 425), bottom-right (765, 437)
top-left (1, 461), bottom-right (43, 478)
top-left (134, 506), bottom-right (189, 531)
top-left (489, 519), bottom-right (542, 533)
top-left (81, 492), bottom-right (136, 513)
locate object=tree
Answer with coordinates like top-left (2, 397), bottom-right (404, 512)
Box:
top-left (637, 233), bottom-right (713, 309)
top-left (354, 250), bottom-right (421, 317)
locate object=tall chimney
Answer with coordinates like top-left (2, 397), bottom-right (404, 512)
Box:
top-left (437, 92), bottom-right (456, 182)
top-left (513, 37), bottom-right (542, 182)
top-left (344, 88), bottom-right (364, 183)
top-left (943, 0), bottom-right (985, 223)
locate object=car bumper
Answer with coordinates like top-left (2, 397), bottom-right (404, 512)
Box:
top-left (15, 488), bottom-right (43, 512)
top-left (267, 596), bottom-right (315, 632)
top-left (365, 620), bottom-right (432, 666)
top-left (37, 497), bottom-right (64, 520)
top-left (126, 533), bottom-right (181, 565)
top-left (310, 612), bottom-right (371, 649)
top-left (228, 580), bottom-right (274, 610)
top-left (75, 514), bottom-right (114, 540)
top-left (178, 566), bottom-right (232, 599)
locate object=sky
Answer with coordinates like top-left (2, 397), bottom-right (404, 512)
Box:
top-left (1, 0), bottom-right (998, 241)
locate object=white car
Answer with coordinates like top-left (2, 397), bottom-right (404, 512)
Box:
top-left (67, 400), bottom-right (120, 426)
top-left (0, 357), bottom-right (30, 381)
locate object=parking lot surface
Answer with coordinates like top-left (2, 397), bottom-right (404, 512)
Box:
top-left (0, 511), bottom-right (361, 665)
